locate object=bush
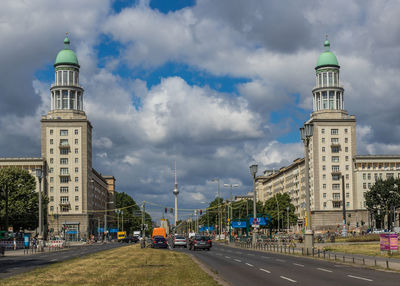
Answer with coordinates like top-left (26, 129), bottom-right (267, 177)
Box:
top-left (345, 234), bottom-right (380, 242)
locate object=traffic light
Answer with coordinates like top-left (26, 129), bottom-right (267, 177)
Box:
top-left (165, 208), bottom-right (167, 213)
top-left (200, 210), bottom-right (203, 215)
top-left (170, 208), bottom-right (173, 214)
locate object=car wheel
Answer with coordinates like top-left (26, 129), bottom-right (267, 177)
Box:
top-left (207, 248), bottom-right (210, 251)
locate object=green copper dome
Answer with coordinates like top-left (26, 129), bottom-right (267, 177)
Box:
top-left (54, 36), bottom-right (79, 67)
top-left (316, 39), bottom-right (339, 69)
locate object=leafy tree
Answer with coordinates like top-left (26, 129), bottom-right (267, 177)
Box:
top-left (0, 167), bottom-right (47, 231)
top-left (263, 193), bottom-right (297, 231)
top-left (365, 177), bottom-right (400, 230)
top-left (114, 192), bottom-right (152, 235)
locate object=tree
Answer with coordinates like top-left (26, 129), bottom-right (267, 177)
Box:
top-left (0, 167), bottom-right (46, 231)
top-left (365, 177), bottom-right (400, 230)
top-left (263, 193), bottom-right (297, 231)
top-left (115, 192), bottom-right (152, 235)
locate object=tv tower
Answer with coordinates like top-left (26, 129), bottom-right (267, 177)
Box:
top-left (173, 161), bottom-right (179, 227)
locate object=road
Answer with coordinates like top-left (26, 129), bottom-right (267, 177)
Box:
top-left (173, 243), bottom-right (400, 286)
top-left (0, 242), bottom-right (125, 279)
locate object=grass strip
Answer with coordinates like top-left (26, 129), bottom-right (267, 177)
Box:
top-left (0, 244), bottom-right (219, 286)
top-left (323, 242), bottom-right (400, 258)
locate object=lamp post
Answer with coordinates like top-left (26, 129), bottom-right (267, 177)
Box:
top-left (286, 206), bottom-right (290, 233)
top-left (275, 195), bottom-right (280, 232)
top-left (224, 184), bottom-right (239, 242)
top-left (212, 178), bottom-right (222, 238)
top-left (250, 164), bottom-right (258, 247)
top-left (35, 168), bottom-right (44, 251)
top-left (300, 123), bottom-right (314, 253)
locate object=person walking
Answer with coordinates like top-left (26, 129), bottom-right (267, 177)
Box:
top-left (13, 237), bottom-right (17, 251)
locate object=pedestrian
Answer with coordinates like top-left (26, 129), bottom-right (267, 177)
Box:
top-left (13, 237), bottom-right (17, 251)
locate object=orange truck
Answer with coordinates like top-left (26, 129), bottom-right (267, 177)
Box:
top-left (152, 227), bottom-right (167, 238)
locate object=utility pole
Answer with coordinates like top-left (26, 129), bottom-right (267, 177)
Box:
top-left (342, 175), bottom-right (347, 236)
top-left (250, 164), bottom-right (258, 247)
top-left (141, 202), bottom-right (145, 238)
top-left (287, 206), bottom-right (290, 233)
top-left (104, 201), bottom-right (107, 240)
top-left (122, 210), bottom-right (124, 232)
top-left (97, 217), bottom-right (100, 240)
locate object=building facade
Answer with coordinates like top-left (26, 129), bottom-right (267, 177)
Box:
top-left (1, 36), bottom-right (114, 240)
top-left (255, 40), bottom-right (399, 231)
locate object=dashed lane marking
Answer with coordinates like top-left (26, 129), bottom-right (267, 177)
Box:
top-left (293, 263), bottom-right (304, 267)
top-left (245, 263), bottom-right (254, 267)
top-left (234, 259), bottom-right (242, 262)
top-left (317, 268), bottom-right (332, 273)
top-left (347, 275), bottom-right (373, 282)
top-left (225, 256), bottom-right (231, 259)
top-left (280, 276), bottom-right (297, 283)
top-left (262, 256), bottom-right (270, 259)
top-left (259, 268), bottom-right (271, 273)
top-left (276, 259), bottom-right (285, 262)
top-left (50, 259), bottom-right (58, 262)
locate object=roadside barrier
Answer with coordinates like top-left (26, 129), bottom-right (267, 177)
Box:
top-left (0, 241), bottom-right (24, 249)
top-left (233, 240), bottom-right (400, 271)
top-left (48, 240), bottom-right (65, 251)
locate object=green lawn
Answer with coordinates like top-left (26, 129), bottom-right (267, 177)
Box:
top-left (0, 244), bottom-right (219, 286)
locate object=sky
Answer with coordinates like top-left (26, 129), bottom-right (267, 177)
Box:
top-left (1, 0), bottom-right (400, 223)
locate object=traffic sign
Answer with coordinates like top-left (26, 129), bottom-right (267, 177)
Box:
top-left (252, 224), bottom-right (260, 228)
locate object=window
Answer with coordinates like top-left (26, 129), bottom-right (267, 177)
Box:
top-left (74, 129), bottom-right (78, 135)
top-left (346, 192), bottom-right (350, 198)
top-left (60, 187), bottom-right (69, 193)
top-left (345, 128), bottom-right (348, 134)
top-left (60, 158), bottom-right (68, 164)
top-left (323, 202), bottom-right (327, 207)
top-left (60, 176), bottom-right (69, 183)
top-left (60, 168), bottom-right (69, 175)
top-left (332, 165), bottom-right (340, 172)
top-left (322, 165), bottom-right (326, 171)
top-left (331, 138), bottom-right (339, 144)
top-left (332, 174), bottom-right (340, 180)
top-left (49, 168), bottom-right (53, 174)
top-left (50, 158), bottom-right (53, 164)
top-left (346, 183), bottom-right (349, 189)
top-left (75, 206), bottom-right (79, 211)
top-left (75, 196), bottom-right (79, 202)
top-left (60, 196), bottom-right (69, 203)
top-left (50, 139), bottom-right (53, 145)
top-left (50, 177), bottom-right (54, 182)
top-left (62, 71), bottom-right (67, 84)
top-left (387, 173), bottom-right (394, 179)
top-left (346, 174), bottom-right (349, 180)
top-left (346, 165), bottom-right (349, 171)
top-left (321, 128), bottom-right (325, 134)
top-left (374, 173), bottom-right (378, 180)
top-left (345, 156), bottom-right (349, 161)
top-left (322, 174), bottom-right (326, 179)
top-left (322, 147), bottom-right (325, 152)
top-left (75, 139), bottom-right (78, 144)
top-left (331, 129), bottom-right (339, 135)
top-left (345, 147), bottom-right (348, 152)
top-left (50, 148), bottom-right (54, 154)
top-left (333, 193), bottom-right (340, 199)
top-left (367, 173), bottom-right (371, 180)
top-left (60, 139), bottom-right (69, 147)
top-left (50, 196), bottom-right (54, 202)
top-left (61, 206), bottom-right (69, 212)
top-left (332, 156), bottom-right (339, 163)
top-left (346, 202), bottom-right (350, 207)
top-left (323, 184), bottom-right (326, 189)
top-left (60, 130), bottom-right (68, 136)
top-left (363, 173), bottom-right (366, 180)
top-left (75, 158), bottom-right (78, 163)
top-left (75, 186), bottom-right (79, 192)
top-left (332, 184), bottom-right (340, 190)
top-left (50, 206), bottom-right (54, 212)
top-left (322, 156), bottom-right (326, 161)
top-left (75, 167), bottom-right (79, 173)
top-left (50, 187), bottom-right (54, 193)
top-left (363, 183), bottom-right (367, 189)
top-left (323, 193), bottom-right (327, 198)
top-left (50, 129), bottom-right (53, 135)
top-left (75, 148), bottom-right (78, 154)
top-left (332, 146), bottom-right (340, 153)
top-left (322, 138), bottom-right (325, 143)
top-left (75, 177), bottom-right (79, 182)
top-left (368, 183), bottom-right (371, 188)
top-left (345, 138), bottom-right (348, 143)
top-left (60, 149), bottom-right (69, 155)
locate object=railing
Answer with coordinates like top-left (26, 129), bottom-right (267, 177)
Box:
top-left (59, 143), bottom-right (70, 148)
top-left (51, 83), bottom-right (82, 88)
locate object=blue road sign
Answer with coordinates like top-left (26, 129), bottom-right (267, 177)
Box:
top-left (249, 217), bottom-right (269, 226)
top-left (232, 221), bottom-right (247, 228)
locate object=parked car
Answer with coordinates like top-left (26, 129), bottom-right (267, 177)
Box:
top-left (173, 235), bottom-right (187, 248)
top-left (121, 236), bottom-right (139, 243)
top-left (191, 235), bottom-right (211, 251)
top-left (152, 236), bottom-right (168, 248)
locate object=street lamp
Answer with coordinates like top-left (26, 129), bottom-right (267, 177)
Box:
top-left (300, 123), bottom-right (314, 253)
top-left (275, 195), bottom-right (280, 232)
top-left (104, 201), bottom-right (114, 242)
top-left (212, 178), bottom-right (222, 238)
top-left (250, 164), bottom-right (258, 247)
top-left (224, 184), bottom-right (239, 242)
top-left (35, 168), bottom-right (44, 251)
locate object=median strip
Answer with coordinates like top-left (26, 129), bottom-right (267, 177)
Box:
top-left (347, 275), bottom-right (373, 282)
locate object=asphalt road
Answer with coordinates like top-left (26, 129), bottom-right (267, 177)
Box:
top-left (0, 242), bottom-right (127, 279)
top-left (173, 243), bottom-right (400, 286)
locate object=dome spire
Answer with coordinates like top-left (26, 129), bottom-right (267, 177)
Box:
top-left (64, 32), bottom-right (70, 49)
top-left (324, 34), bottom-right (330, 51)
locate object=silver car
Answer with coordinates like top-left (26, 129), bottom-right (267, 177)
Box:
top-left (173, 235), bottom-right (187, 248)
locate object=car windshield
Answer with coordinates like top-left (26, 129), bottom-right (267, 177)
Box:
top-left (175, 236), bottom-right (185, 239)
top-left (154, 237), bottom-right (165, 242)
top-left (194, 236), bottom-right (206, 241)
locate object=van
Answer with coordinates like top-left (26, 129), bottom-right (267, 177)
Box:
top-left (152, 227), bottom-right (167, 238)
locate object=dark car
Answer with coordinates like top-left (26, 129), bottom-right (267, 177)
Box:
top-left (191, 235), bottom-right (211, 251)
top-left (152, 236), bottom-right (168, 248)
top-left (121, 236), bottom-right (139, 243)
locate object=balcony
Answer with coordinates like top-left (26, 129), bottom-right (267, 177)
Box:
top-left (59, 172), bottom-right (70, 177)
top-left (59, 142), bottom-right (70, 149)
top-left (331, 170), bottom-right (341, 176)
top-left (59, 201), bottom-right (70, 206)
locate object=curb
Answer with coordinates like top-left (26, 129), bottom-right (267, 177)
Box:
top-left (188, 252), bottom-right (231, 286)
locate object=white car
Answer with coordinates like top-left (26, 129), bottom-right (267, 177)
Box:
top-left (173, 235), bottom-right (187, 248)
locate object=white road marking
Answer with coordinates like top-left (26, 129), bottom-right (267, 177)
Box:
top-left (293, 263), bottom-right (304, 267)
top-left (317, 268), bottom-right (332, 273)
top-left (246, 263), bottom-right (254, 267)
top-left (225, 256), bottom-right (231, 259)
top-left (234, 259), bottom-right (242, 262)
top-left (262, 256), bottom-right (270, 259)
top-left (276, 259), bottom-right (285, 262)
top-left (280, 276), bottom-right (297, 283)
top-left (50, 259), bottom-right (58, 262)
top-left (347, 275), bottom-right (373, 282)
top-left (259, 268), bottom-right (271, 273)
